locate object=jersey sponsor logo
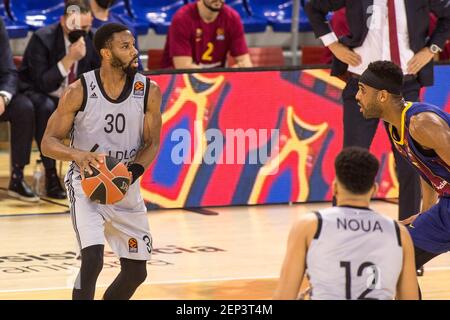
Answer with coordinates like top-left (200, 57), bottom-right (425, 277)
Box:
top-left (128, 238), bottom-right (138, 253)
top-left (336, 217), bottom-right (384, 233)
top-left (90, 81), bottom-right (96, 91)
top-left (216, 28), bottom-right (225, 41)
top-left (90, 92), bottom-right (98, 98)
top-left (133, 81), bottom-right (145, 96)
top-left (107, 148), bottom-right (137, 167)
top-left (436, 180), bottom-right (448, 190)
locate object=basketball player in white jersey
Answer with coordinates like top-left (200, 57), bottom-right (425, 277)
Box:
top-left (41, 23), bottom-right (162, 300)
top-left (273, 147), bottom-right (418, 300)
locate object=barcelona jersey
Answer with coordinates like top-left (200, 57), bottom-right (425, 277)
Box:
top-left (389, 102), bottom-right (450, 197)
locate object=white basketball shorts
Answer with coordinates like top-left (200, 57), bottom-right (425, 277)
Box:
top-left (64, 166), bottom-right (152, 260)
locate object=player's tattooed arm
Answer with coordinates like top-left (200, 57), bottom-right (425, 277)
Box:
top-left (41, 80), bottom-right (104, 175)
top-left (133, 80), bottom-right (162, 170)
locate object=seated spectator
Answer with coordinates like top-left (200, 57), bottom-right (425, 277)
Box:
top-left (162, 0), bottom-right (252, 69)
top-left (18, 0), bottom-right (100, 199)
top-left (89, 0), bottom-right (143, 69)
top-left (0, 18), bottom-right (37, 202)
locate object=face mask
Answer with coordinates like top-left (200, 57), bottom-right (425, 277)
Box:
top-left (96, 0), bottom-right (115, 10)
top-left (68, 29), bottom-right (87, 43)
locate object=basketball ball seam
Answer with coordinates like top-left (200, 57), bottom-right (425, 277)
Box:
top-left (84, 177), bottom-right (105, 199)
top-left (97, 173), bottom-right (125, 204)
top-left (82, 156), bottom-right (130, 204)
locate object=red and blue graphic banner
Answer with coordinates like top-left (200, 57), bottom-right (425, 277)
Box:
top-left (140, 66), bottom-right (450, 209)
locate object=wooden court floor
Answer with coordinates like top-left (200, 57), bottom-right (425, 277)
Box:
top-left (0, 199), bottom-right (449, 300)
top-left (0, 150), bottom-right (449, 300)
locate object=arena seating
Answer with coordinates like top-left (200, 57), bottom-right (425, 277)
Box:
top-left (109, 0), bottom-right (149, 35)
top-left (146, 49), bottom-right (165, 70)
top-left (2, 0), bottom-right (336, 67)
top-left (148, 46), bottom-right (285, 70)
top-left (245, 0), bottom-right (312, 32)
top-left (185, 0), bottom-right (267, 33)
top-left (228, 47), bottom-right (285, 67)
top-left (128, 0), bottom-right (186, 35)
top-left (2, 0), bottom-right (315, 37)
top-left (8, 0), bottom-right (65, 30)
top-left (301, 46), bottom-right (328, 65)
top-left (0, 1), bottom-right (28, 38)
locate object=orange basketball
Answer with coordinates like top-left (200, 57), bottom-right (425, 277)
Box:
top-left (81, 155), bottom-right (131, 205)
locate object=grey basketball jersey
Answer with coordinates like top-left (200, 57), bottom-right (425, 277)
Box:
top-left (306, 206), bottom-right (403, 300)
top-left (68, 69), bottom-right (150, 210)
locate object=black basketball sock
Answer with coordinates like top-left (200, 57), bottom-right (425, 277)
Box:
top-left (414, 246), bottom-right (440, 301)
top-left (11, 164), bottom-right (24, 181)
top-left (45, 167), bottom-right (57, 179)
top-left (72, 245), bottom-right (104, 300)
top-left (103, 258), bottom-right (147, 300)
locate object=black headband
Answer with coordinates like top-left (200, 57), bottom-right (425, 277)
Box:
top-left (359, 69), bottom-right (403, 95)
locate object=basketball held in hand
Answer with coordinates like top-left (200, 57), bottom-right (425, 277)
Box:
top-left (81, 155), bottom-right (131, 204)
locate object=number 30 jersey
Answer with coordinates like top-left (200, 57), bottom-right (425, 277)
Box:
top-left (306, 206), bottom-right (403, 300)
top-left (69, 69), bottom-right (150, 210)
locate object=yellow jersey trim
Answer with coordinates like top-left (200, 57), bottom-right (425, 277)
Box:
top-left (390, 102), bottom-right (413, 146)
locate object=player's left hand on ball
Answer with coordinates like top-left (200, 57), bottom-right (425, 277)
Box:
top-left (73, 150), bottom-right (106, 178)
top-left (407, 48), bottom-right (435, 75)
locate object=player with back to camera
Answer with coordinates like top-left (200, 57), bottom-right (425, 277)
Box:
top-left (274, 147), bottom-right (418, 300)
top-left (41, 22), bottom-right (162, 300)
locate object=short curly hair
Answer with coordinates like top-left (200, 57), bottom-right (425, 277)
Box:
top-left (335, 147), bottom-right (379, 194)
top-left (94, 23), bottom-right (130, 56)
top-left (367, 60), bottom-right (404, 89)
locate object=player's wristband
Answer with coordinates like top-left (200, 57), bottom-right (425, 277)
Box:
top-left (128, 163), bottom-right (145, 184)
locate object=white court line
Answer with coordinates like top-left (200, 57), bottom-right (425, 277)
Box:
top-left (0, 275), bottom-right (279, 294)
top-left (1, 266), bottom-right (449, 294)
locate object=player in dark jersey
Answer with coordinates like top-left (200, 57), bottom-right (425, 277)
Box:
top-left (356, 61), bottom-right (450, 280)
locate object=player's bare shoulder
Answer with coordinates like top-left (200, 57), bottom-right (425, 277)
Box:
top-left (149, 79), bottom-right (160, 92)
top-left (146, 80), bottom-right (162, 113)
top-left (59, 79), bottom-right (85, 113)
top-left (290, 212), bottom-right (319, 245)
top-left (149, 80), bottom-right (162, 99)
top-left (409, 112), bottom-right (450, 147)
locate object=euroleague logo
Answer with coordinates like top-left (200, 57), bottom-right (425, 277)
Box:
top-left (133, 81), bottom-right (145, 97)
top-left (128, 238), bottom-right (138, 253)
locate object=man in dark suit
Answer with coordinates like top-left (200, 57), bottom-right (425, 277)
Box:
top-left (305, 0), bottom-right (450, 221)
top-left (19, 0), bottom-right (100, 199)
top-left (0, 18), bottom-right (38, 202)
